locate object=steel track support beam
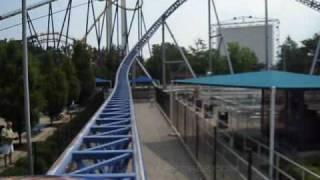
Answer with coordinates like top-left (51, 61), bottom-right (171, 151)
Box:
top-left (162, 17), bottom-right (167, 89)
top-left (211, 0), bottom-right (234, 74)
top-left (27, 13), bottom-right (42, 48)
top-left (165, 22), bottom-right (196, 78)
top-left (136, 57), bottom-right (160, 88)
top-left (310, 38), bottom-right (320, 74)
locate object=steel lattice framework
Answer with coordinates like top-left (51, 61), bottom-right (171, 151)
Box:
top-left (47, 0), bottom-right (187, 179)
top-left (295, 0), bottom-right (320, 11)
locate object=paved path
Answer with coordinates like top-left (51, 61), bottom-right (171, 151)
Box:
top-left (134, 102), bottom-right (203, 180)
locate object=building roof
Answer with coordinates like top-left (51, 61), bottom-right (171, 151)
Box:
top-left (175, 70), bottom-right (320, 89)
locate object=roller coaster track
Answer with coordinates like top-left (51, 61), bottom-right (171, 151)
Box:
top-left (47, 0), bottom-right (187, 179)
top-left (295, 0), bottom-right (320, 12)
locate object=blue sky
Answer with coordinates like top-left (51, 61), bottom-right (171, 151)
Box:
top-left (1, 0), bottom-right (320, 53)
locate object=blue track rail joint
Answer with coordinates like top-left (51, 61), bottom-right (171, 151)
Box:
top-left (47, 0), bottom-right (187, 179)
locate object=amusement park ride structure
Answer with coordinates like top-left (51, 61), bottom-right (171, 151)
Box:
top-left (1, 0), bottom-right (320, 178)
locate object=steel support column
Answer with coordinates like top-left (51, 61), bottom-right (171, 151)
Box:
top-left (208, 0), bottom-right (213, 74)
top-left (269, 86), bottom-right (276, 179)
top-left (265, 0), bottom-right (270, 70)
top-left (121, 0), bottom-right (128, 53)
top-left (106, 0), bottom-right (113, 50)
top-left (22, 0), bottom-right (34, 175)
top-left (162, 17), bottom-right (167, 89)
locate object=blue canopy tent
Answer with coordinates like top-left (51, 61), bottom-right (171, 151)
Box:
top-left (131, 75), bottom-right (159, 85)
top-left (95, 77), bottom-right (112, 87)
top-left (176, 71), bottom-right (320, 90)
top-left (175, 70), bottom-right (320, 179)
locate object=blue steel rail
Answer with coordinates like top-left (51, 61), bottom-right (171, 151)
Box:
top-left (47, 0), bottom-right (187, 179)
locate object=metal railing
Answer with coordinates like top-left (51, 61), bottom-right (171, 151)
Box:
top-left (156, 88), bottom-right (320, 180)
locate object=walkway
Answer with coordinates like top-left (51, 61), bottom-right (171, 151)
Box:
top-left (134, 102), bottom-right (203, 180)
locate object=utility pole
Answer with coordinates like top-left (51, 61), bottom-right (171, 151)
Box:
top-left (265, 0), bottom-right (270, 70)
top-left (208, 0), bottom-right (213, 75)
top-left (22, 0), bottom-right (34, 175)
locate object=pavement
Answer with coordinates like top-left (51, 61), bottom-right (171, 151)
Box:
top-left (134, 101), bottom-right (203, 180)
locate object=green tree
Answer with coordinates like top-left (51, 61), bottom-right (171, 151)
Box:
top-left (145, 41), bottom-right (259, 81)
top-left (43, 68), bottom-right (68, 124)
top-left (277, 36), bottom-right (315, 73)
top-left (0, 40), bottom-right (45, 143)
top-left (145, 43), bottom-right (191, 82)
top-left (228, 42), bottom-right (258, 73)
top-left (62, 59), bottom-right (80, 105)
top-left (37, 50), bottom-right (69, 124)
top-left (72, 42), bottom-right (95, 103)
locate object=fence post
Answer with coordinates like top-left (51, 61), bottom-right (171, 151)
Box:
top-left (184, 105), bottom-right (187, 141)
top-left (32, 142), bottom-right (37, 173)
top-left (176, 99), bottom-right (179, 128)
top-left (177, 101), bottom-right (180, 131)
top-left (170, 83), bottom-right (174, 122)
top-left (196, 115), bottom-right (199, 160)
top-left (276, 156), bottom-right (280, 180)
top-left (213, 126), bottom-right (217, 180)
top-left (246, 148), bottom-right (253, 180)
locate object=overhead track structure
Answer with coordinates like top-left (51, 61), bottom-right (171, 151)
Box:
top-left (0, 0), bottom-right (56, 21)
top-left (47, 0), bottom-right (187, 179)
top-left (295, 0), bottom-right (320, 11)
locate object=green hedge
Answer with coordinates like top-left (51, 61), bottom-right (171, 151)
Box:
top-left (1, 92), bottom-right (104, 176)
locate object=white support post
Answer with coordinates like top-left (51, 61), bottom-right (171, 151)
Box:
top-left (265, 0), bottom-right (270, 70)
top-left (269, 86), bottom-right (276, 179)
top-left (162, 18), bottom-right (166, 89)
top-left (208, 0), bottom-right (213, 75)
top-left (22, 0), bottom-right (34, 175)
top-left (121, 0), bottom-right (128, 53)
top-left (106, 0), bottom-right (113, 50)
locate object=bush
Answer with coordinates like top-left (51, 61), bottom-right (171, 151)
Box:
top-left (1, 166), bottom-right (29, 177)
